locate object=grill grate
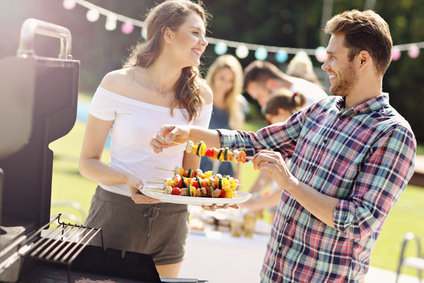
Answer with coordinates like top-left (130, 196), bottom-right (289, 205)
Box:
top-left (24, 214), bottom-right (102, 266)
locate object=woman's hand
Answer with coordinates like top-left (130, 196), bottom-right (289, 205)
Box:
top-left (150, 124), bottom-right (191, 153)
top-left (252, 150), bottom-right (298, 192)
top-left (126, 174), bottom-right (162, 204)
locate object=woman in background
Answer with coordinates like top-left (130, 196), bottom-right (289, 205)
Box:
top-left (200, 54), bottom-right (248, 180)
top-left (79, 0), bottom-right (211, 277)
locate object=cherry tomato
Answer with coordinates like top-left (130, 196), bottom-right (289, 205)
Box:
top-left (172, 188), bottom-right (181, 195)
top-left (205, 148), bottom-right (214, 158)
top-left (219, 189), bottom-right (226, 198)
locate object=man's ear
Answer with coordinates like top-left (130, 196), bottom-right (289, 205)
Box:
top-left (265, 78), bottom-right (277, 90)
top-left (358, 50), bottom-right (371, 69)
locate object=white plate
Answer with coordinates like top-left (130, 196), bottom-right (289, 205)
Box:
top-left (141, 188), bottom-right (252, 206)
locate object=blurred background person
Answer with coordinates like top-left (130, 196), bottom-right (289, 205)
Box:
top-left (286, 51), bottom-right (323, 89)
top-left (243, 60), bottom-right (327, 107)
top-left (240, 88), bottom-right (306, 223)
top-left (200, 54), bottom-right (249, 180)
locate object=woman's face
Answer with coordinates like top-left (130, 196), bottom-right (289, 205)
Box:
top-left (168, 12), bottom-right (208, 67)
top-left (212, 67), bottom-right (235, 97)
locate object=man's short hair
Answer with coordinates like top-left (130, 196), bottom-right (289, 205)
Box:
top-left (243, 60), bottom-right (282, 91)
top-left (324, 9), bottom-right (393, 75)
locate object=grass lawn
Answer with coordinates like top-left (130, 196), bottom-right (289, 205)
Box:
top-left (49, 95), bottom-right (424, 277)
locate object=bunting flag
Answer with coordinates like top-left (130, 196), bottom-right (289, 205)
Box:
top-left (62, 0), bottom-right (422, 62)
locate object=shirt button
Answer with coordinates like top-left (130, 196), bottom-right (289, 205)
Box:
top-left (311, 165), bottom-right (316, 172)
top-left (278, 245), bottom-right (283, 252)
top-left (323, 138), bottom-right (328, 144)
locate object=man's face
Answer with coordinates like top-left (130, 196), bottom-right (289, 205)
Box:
top-left (246, 81), bottom-right (273, 106)
top-left (321, 34), bottom-right (358, 97)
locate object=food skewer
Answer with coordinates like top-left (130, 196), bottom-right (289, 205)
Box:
top-left (165, 140), bottom-right (249, 163)
top-left (185, 140), bottom-right (247, 163)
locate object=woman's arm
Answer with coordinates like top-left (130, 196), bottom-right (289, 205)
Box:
top-left (79, 114), bottom-right (160, 204)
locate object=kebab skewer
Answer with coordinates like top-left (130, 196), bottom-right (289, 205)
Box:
top-left (184, 140), bottom-right (247, 163)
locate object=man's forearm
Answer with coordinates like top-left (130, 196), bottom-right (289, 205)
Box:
top-left (286, 180), bottom-right (339, 228)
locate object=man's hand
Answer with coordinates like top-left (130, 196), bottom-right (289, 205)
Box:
top-left (252, 150), bottom-right (298, 191)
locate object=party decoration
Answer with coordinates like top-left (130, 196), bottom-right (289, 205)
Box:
top-left (315, 46), bottom-right (327, 63)
top-left (121, 22), bottom-right (134, 34)
top-left (141, 27), bottom-right (147, 39)
top-left (86, 9), bottom-right (100, 22)
top-left (255, 47), bottom-right (268, 61)
top-left (275, 50), bottom-right (288, 63)
top-left (214, 42), bottom-right (228, 55)
top-left (236, 45), bottom-right (249, 59)
top-left (105, 14), bottom-right (117, 31)
top-left (392, 47), bottom-right (401, 61)
top-left (64, 0), bottom-right (424, 63)
top-left (408, 44), bottom-right (420, 59)
top-left (63, 0), bottom-right (76, 10)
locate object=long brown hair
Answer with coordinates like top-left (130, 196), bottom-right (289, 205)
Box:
top-left (123, 0), bottom-right (210, 121)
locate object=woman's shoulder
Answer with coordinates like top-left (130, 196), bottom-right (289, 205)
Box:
top-left (199, 80), bottom-right (213, 105)
top-left (100, 67), bottom-right (137, 94)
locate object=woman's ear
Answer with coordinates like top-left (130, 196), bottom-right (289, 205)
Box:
top-left (163, 27), bottom-right (172, 43)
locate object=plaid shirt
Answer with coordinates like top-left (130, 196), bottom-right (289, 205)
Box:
top-left (218, 94), bottom-right (416, 282)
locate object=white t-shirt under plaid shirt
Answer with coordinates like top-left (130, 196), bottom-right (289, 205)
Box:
top-left (218, 93), bottom-right (416, 282)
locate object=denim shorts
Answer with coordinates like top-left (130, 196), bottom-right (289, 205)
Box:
top-left (84, 186), bottom-right (189, 265)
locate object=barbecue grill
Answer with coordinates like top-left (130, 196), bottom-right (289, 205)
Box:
top-left (0, 18), bottom-right (205, 283)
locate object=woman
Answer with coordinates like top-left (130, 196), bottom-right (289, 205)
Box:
top-left (200, 54), bottom-right (248, 179)
top-left (79, 0), bottom-right (212, 278)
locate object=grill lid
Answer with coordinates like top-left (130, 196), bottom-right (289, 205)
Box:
top-left (0, 18), bottom-right (79, 229)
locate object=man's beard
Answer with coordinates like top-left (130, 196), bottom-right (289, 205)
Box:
top-left (329, 63), bottom-right (357, 97)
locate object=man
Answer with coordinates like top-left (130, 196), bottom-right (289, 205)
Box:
top-left (150, 10), bottom-right (416, 282)
top-left (243, 60), bottom-right (328, 107)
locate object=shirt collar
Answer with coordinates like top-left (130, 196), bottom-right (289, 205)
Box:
top-left (336, 93), bottom-right (389, 117)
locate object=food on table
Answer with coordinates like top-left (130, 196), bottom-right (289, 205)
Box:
top-left (185, 140), bottom-right (247, 163)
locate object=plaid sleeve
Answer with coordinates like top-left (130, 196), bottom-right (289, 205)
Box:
top-left (333, 125), bottom-right (416, 240)
top-left (217, 117), bottom-right (302, 159)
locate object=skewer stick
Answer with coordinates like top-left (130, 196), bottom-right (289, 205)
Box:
top-left (155, 167), bottom-right (173, 172)
top-left (171, 141), bottom-right (185, 145)
top-left (144, 186), bottom-right (165, 190)
top-left (147, 181), bottom-right (164, 184)
top-left (153, 176), bottom-right (166, 180)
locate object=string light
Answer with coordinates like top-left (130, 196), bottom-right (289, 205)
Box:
top-left (63, 0), bottom-right (423, 62)
top-left (63, 0), bottom-right (76, 10)
top-left (86, 9), bottom-right (100, 22)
